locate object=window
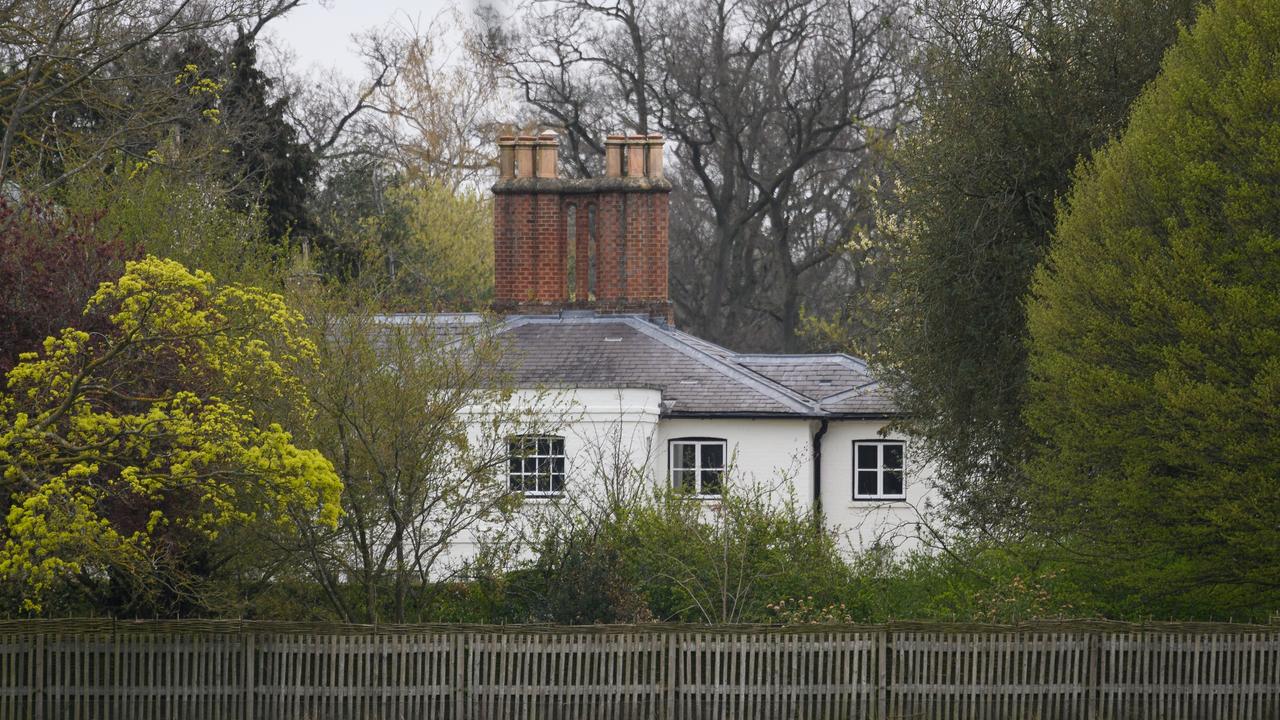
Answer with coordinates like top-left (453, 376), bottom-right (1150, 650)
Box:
top-left (508, 435), bottom-right (566, 496)
top-left (670, 438), bottom-right (726, 497)
top-left (853, 440), bottom-right (905, 500)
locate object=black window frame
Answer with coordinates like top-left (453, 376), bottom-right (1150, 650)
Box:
top-left (507, 434), bottom-right (567, 497)
top-left (668, 437), bottom-right (728, 498)
top-left (852, 440), bottom-right (906, 501)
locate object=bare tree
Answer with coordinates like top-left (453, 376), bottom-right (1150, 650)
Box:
top-left (273, 29), bottom-right (400, 166)
top-left (482, 0), bottom-right (912, 350)
top-left (373, 11), bottom-right (504, 190)
top-left (292, 9), bottom-right (504, 193)
top-left (289, 9), bottom-right (513, 292)
top-left (290, 293), bottom-right (554, 623)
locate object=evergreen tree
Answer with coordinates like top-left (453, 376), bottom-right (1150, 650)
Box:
top-left (1026, 0), bottom-right (1280, 618)
top-left (875, 0), bottom-right (1199, 531)
top-left (219, 32), bottom-right (318, 245)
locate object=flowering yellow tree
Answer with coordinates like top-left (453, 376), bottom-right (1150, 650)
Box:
top-left (0, 256), bottom-right (342, 612)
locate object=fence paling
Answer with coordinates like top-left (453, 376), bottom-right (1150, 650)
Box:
top-left (1, 621), bottom-right (1279, 719)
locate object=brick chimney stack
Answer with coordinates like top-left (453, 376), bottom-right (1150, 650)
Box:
top-left (492, 131), bottom-right (671, 323)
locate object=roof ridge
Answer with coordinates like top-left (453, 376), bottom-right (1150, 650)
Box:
top-left (819, 379), bottom-right (882, 404)
top-left (736, 352), bottom-right (869, 367)
top-left (621, 318), bottom-right (820, 415)
top-left (663, 326), bottom-right (735, 354)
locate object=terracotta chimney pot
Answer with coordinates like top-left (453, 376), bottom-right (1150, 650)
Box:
top-left (605, 134), bottom-right (626, 177)
top-left (625, 135), bottom-right (646, 178)
top-left (535, 131), bottom-right (559, 178)
top-left (515, 135), bottom-right (536, 178)
top-left (497, 135), bottom-right (517, 179)
top-left (645, 133), bottom-right (664, 179)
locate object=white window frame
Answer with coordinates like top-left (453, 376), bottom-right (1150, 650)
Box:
top-left (852, 440), bottom-right (906, 501)
top-left (669, 438), bottom-right (727, 497)
top-left (508, 435), bottom-right (566, 497)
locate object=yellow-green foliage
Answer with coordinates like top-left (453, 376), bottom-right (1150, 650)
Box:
top-left (61, 164), bottom-right (283, 290)
top-left (396, 181), bottom-right (493, 307)
top-left (355, 180), bottom-right (493, 309)
top-left (0, 257), bottom-right (341, 611)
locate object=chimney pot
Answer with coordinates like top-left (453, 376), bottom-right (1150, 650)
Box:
top-left (625, 135), bottom-right (646, 178)
top-left (645, 134), bottom-right (664, 179)
top-left (515, 136), bottom-right (536, 178)
top-left (497, 135), bottom-right (517, 179)
top-left (535, 131), bottom-right (559, 178)
top-left (605, 134), bottom-right (625, 177)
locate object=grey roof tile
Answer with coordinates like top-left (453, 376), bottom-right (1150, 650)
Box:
top-left (487, 313), bottom-right (899, 418)
top-left (735, 355), bottom-right (870, 401)
top-left (816, 382), bottom-right (898, 416)
top-left (497, 318), bottom-right (807, 415)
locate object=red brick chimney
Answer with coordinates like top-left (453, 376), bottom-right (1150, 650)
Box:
top-left (492, 131), bottom-right (672, 323)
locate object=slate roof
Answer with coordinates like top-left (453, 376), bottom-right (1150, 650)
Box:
top-left (735, 354), bottom-right (871, 402)
top-left (381, 311), bottom-right (897, 418)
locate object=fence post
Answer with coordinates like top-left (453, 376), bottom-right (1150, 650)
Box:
top-left (877, 628), bottom-right (888, 720)
top-left (110, 620), bottom-right (120, 720)
top-left (1086, 629), bottom-right (1099, 720)
top-left (243, 628), bottom-right (255, 720)
top-left (665, 631), bottom-right (677, 720)
top-left (32, 632), bottom-right (44, 720)
top-left (453, 633), bottom-right (465, 720)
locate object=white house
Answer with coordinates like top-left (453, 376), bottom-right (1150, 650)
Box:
top-left (437, 132), bottom-right (939, 560)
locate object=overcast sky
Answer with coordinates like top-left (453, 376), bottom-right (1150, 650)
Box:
top-left (265, 0), bottom-right (467, 82)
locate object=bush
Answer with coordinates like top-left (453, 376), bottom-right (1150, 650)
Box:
top-left (501, 481), bottom-right (855, 624)
top-left (846, 541), bottom-right (1104, 623)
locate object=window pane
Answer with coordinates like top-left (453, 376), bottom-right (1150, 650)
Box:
top-left (856, 471), bottom-right (878, 497)
top-left (883, 470), bottom-right (903, 497)
top-left (856, 444), bottom-right (878, 470)
top-left (701, 442), bottom-right (725, 469)
top-left (674, 443), bottom-right (696, 469)
top-left (884, 444), bottom-right (904, 470)
top-left (700, 469), bottom-right (723, 496)
top-left (674, 468), bottom-right (697, 492)
top-left (509, 435), bottom-right (566, 495)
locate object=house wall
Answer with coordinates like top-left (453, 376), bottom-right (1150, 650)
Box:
top-left (651, 417), bottom-right (939, 552)
top-left (444, 393), bottom-right (940, 573)
top-left (444, 387), bottom-right (664, 569)
top-left (541, 387), bottom-right (664, 498)
top-left (819, 420), bottom-right (939, 552)
top-left (650, 417), bottom-right (815, 503)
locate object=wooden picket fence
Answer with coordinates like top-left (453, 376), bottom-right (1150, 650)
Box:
top-left (0, 619), bottom-right (1277, 719)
